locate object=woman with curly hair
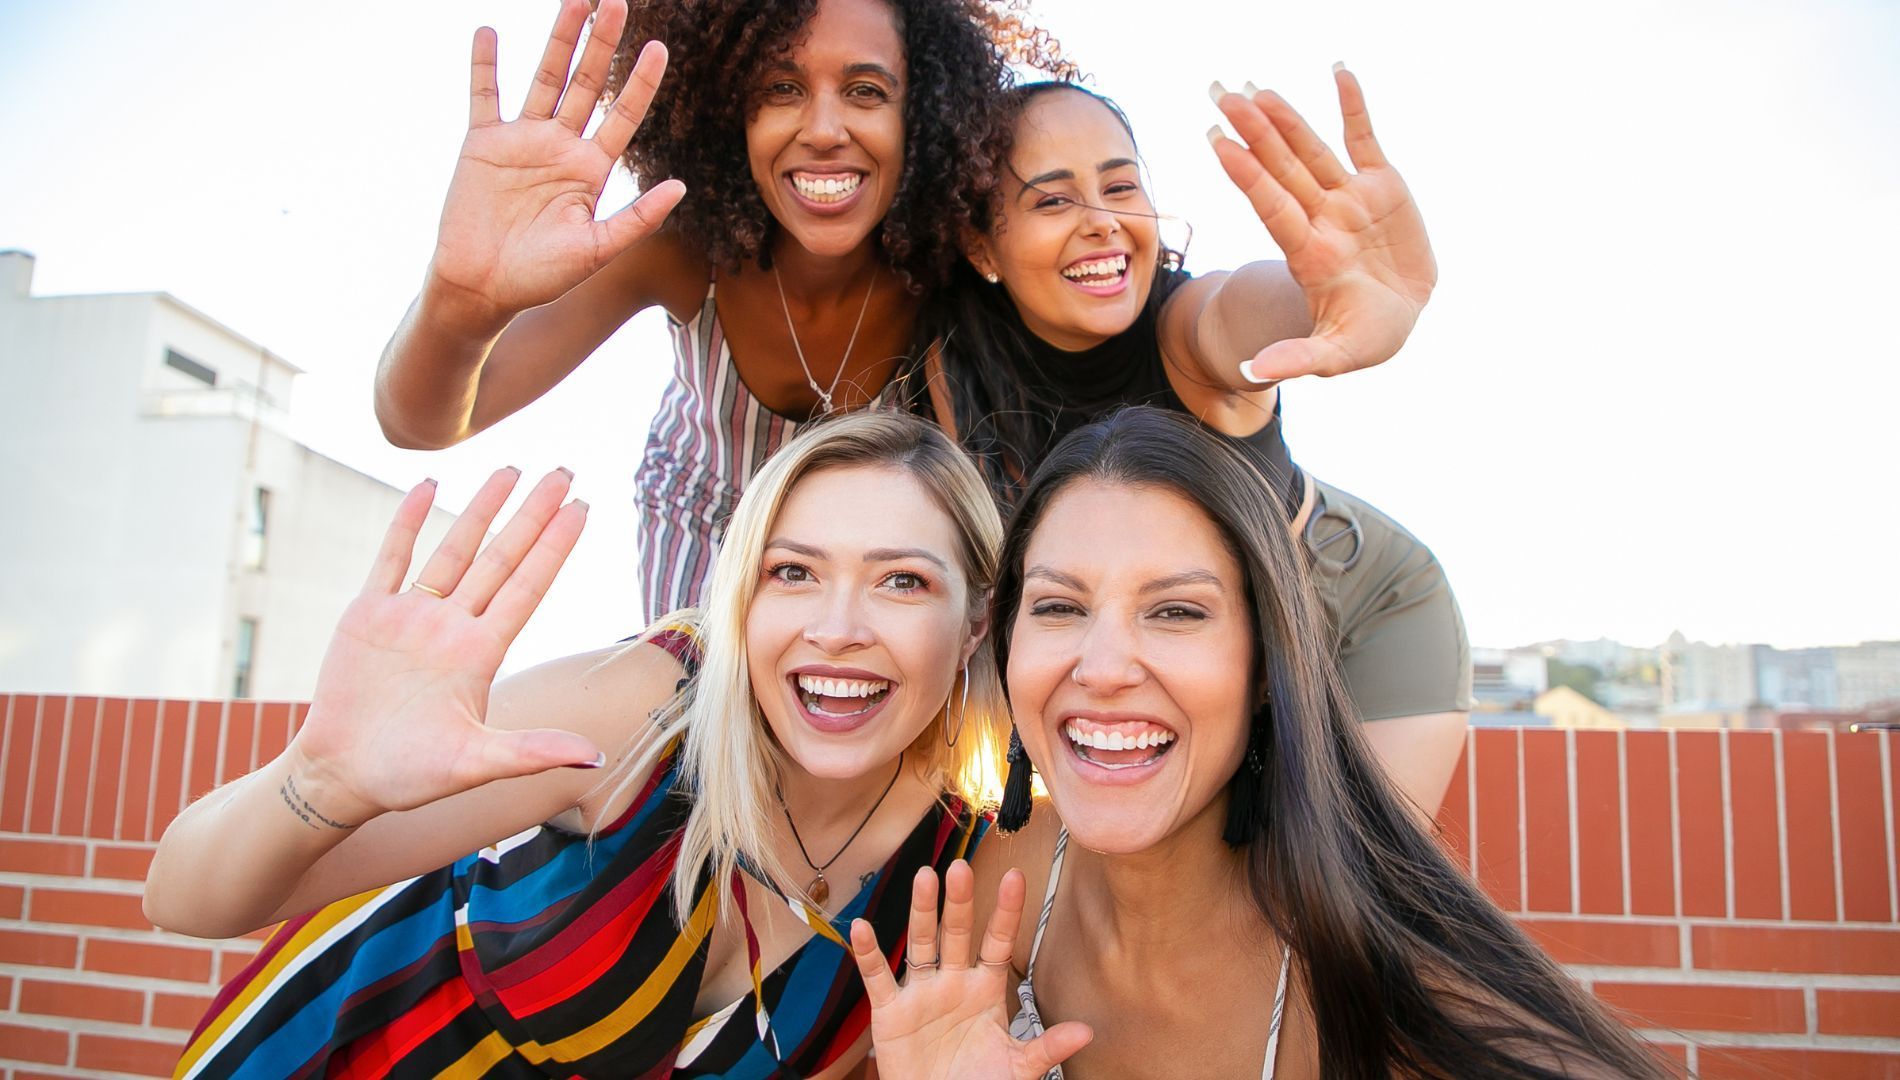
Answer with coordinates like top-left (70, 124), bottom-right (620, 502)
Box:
top-left (375, 0), bottom-right (1065, 624)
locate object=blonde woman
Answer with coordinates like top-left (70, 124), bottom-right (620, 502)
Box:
top-left (146, 411), bottom-right (1004, 1078)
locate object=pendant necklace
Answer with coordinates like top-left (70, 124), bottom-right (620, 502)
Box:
top-left (777, 756), bottom-right (903, 907)
top-left (772, 260), bottom-right (879, 415)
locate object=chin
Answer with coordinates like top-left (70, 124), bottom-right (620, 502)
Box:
top-left (1052, 795), bottom-right (1181, 856)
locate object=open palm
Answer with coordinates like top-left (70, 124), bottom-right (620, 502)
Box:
top-left (852, 863), bottom-right (1091, 1080)
top-left (1209, 68), bottom-right (1436, 383)
top-left (427, 0), bottom-right (685, 325)
top-left (290, 469), bottom-right (599, 824)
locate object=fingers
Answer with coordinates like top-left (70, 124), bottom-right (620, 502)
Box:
top-left (1207, 129), bottom-right (1311, 255)
top-left (598, 178), bottom-right (687, 259)
top-left (469, 27), bottom-right (501, 128)
top-left (594, 39), bottom-right (667, 156)
top-left (469, 726), bottom-right (606, 785)
top-left (366, 480), bottom-right (439, 594)
top-left (555, 0), bottom-right (627, 133)
top-left (1211, 82), bottom-right (1325, 216)
top-left (904, 866), bottom-right (941, 976)
top-left (938, 860), bottom-right (977, 971)
top-left (1250, 86), bottom-right (1350, 189)
top-left (1333, 64), bottom-right (1388, 171)
top-left (1022, 1021), bottom-right (1094, 1075)
top-left (976, 868), bottom-right (1027, 971)
top-left (1241, 336), bottom-right (1353, 383)
top-left (448, 468), bottom-right (574, 614)
top-left (851, 918), bottom-right (901, 1009)
top-left (482, 498), bottom-right (589, 641)
top-left (520, 0), bottom-right (590, 121)
top-left (411, 467), bottom-right (523, 605)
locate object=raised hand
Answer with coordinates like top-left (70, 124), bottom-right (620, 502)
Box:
top-left (288, 468), bottom-right (597, 826)
top-left (1208, 67), bottom-right (1436, 384)
top-left (851, 862), bottom-right (1092, 1080)
top-left (428, 0), bottom-right (686, 328)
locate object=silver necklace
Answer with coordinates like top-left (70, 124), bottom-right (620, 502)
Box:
top-left (772, 261), bottom-right (879, 415)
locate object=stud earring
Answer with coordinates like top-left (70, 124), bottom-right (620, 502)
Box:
top-left (984, 272), bottom-right (1000, 284)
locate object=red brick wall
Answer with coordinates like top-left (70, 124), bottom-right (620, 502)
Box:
top-left (3, 696), bottom-right (1897, 1077)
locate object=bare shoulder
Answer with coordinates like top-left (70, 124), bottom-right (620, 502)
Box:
top-left (971, 800), bottom-right (1064, 972)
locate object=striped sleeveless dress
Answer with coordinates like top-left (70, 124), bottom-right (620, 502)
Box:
top-left (635, 284), bottom-right (905, 623)
top-left (175, 630), bottom-right (989, 1078)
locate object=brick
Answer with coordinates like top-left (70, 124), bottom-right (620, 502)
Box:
top-left (2, 694), bottom-right (43, 831)
top-left (1516, 918), bottom-right (1680, 968)
top-left (121, 699), bottom-right (160, 841)
top-left (1697, 1046), bottom-right (1900, 1080)
top-left (18, 977), bottom-right (145, 1024)
top-left (1572, 731), bottom-right (1623, 915)
top-left (0, 883), bottom-right (23, 919)
top-left (1645, 1042), bottom-right (1689, 1069)
top-left (1816, 988), bottom-right (1900, 1038)
top-left (1693, 924), bottom-right (1900, 976)
top-left (1835, 732), bottom-right (1892, 923)
top-left (92, 843), bottom-right (157, 881)
top-left (0, 1020), bottom-right (69, 1065)
top-left (55, 697), bottom-right (99, 836)
top-left (1675, 731), bottom-right (1725, 918)
top-left (151, 990), bottom-right (217, 1031)
top-left (221, 701), bottom-right (257, 786)
top-left (1783, 731), bottom-right (1839, 921)
top-left (185, 702), bottom-right (223, 821)
top-left (0, 838), bottom-right (87, 876)
top-left (87, 697), bottom-right (129, 839)
top-left (1624, 731), bottom-right (1675, 917)
top-left (1593, 980), bottom-right (1806, 1033)
top-left (0, 971), bottom-right (13, 1005)
top-left (257, 702), bottom-right (295, 765)
top-left (0, 928), bottom-right (79, 967)
top-left (26, 696), bottom-right (66, 833)
top-left (219, 945), bottom-right (263, 983)
top-left (84, 937), bottom-right (215, 983)
top-left (25, 887), bottom-right (151, 931)
top-left (150, 700), bottom-right (193, 836)
top-left (75, 1032), bottom-right (184, 1075)
top-left (1472, 728), bottom-right (1522, 911)
top-left (1433, 734), bottom-right (1471, 874)
top-left (1522, 729), bottom-right (1572, 914)
top-left (1726, 731), bottom-right (1782, 921)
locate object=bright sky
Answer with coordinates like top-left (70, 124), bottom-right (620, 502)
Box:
top-left (2, 0), bottom-right (1896, 670)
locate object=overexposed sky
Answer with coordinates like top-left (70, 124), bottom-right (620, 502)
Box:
top-left (2, 0), bottom-right (1896, 669)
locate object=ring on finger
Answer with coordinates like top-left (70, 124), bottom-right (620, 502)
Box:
top-left (410, 581), bottom-right (449, 599)
top-left (978, 956), bottom-right (1012, 969)
top-left (904, 953), bottom-right (939, 973)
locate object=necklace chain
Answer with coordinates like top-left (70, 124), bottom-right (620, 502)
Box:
top-left (772, 261), bottom-right (879, 415)
top-left (777, 755), bottom-right (903, 906)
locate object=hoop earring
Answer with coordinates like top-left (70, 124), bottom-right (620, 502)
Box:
top-left (999, 726), bottom-right (1035, 831)
top-left (943, 667), bottom-right (970, 749)
top-left (1222, 702), bottom-right (1269, 847)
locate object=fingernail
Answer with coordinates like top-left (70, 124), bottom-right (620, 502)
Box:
top-left (572, 499), bottom-right (590, 513)
top-left (1332, 60), bottom-right (1346, 74)
top-left (421, 477), bottom-right (438, 489)
top-left (1242, 81), bottom-right (1260, 96)
top-left (504, 465), bottom-right (522, 475)
top-left (1207, 80), bottom-right (1229, 105)
top-left (565, 751), bottom-right (607, 770)
top-left (1238, 359), bottom-right (1276, 386)
top-left (1206, 125), bottom-right (1226, 147)
top-left (556, 466), bottom-right (574, 480)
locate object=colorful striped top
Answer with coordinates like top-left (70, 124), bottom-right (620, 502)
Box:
top-left (176, 630), bottom-right (989, 1078)
top-left (633, 283), bottom-right (904, 624)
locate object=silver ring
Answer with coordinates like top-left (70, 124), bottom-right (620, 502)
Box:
top-left (979, 957), bottom-right (1012, 969)
top-left (410, 581), bottom-right (448, 599)
top-left (904, 954), bottom-right (939, 972)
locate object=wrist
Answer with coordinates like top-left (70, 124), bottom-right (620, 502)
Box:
top-left (417, 266), bottom-right (517, 343)
top-left (280, 738), bottom-right (381, 832)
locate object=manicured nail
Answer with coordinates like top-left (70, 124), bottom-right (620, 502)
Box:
top-left (1242, 81), bottom-right (1260, 96)
top-left (1237, 359), bottom-right (1277, 386)
top-left (565, 751), bottom-right (607, 770)
top-left (422, 477), bottom-right (438, 488)
top-left (1206, 125), bottom-right (1226, 147)
top-left (556, 466), bottom-right (574, 480)
top-left (1332, 60), bottom-right (1346, 74)
top-left (572, 499), bottom-right (590, 513)
top-left (1208, 80), bottom-right (1229, 105)
top-left (503, 465), bottom-right (521, 476)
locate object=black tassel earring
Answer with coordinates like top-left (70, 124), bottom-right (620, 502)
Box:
top-left (1222, 704), bottom-right (1269, 847)
top-left (999, 726), bottom-right (1035, 831)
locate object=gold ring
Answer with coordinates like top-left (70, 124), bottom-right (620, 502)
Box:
top-left (411, 582), bottom-right (449, 599)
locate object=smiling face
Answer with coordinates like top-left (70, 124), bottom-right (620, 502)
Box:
top-left (746, 464), bottom-right (983, 780)
top-left (1007, 479), bottom-right (1255, 853)
top-left (966, 89), bottom-right (1162, 352)
top-left (746, 0), bottom-right (908, 261)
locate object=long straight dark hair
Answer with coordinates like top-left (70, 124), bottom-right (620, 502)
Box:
top-left (991, 408), bottom-right (1669, 1080)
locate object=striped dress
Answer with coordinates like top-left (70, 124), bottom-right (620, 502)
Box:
top-left (634, 284), bottom-right (904, 623)
top-left (176, 631), bottom-right (989, 1078)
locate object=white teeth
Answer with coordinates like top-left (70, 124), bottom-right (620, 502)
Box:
top-left (792, 173), bottom-right (862, 202)
top-left (1063, 722), bottom-right (1175, 752)
top-left (1061, 254), bottom-right (1129, 281)
top-left (797, 674), bottom-right (889, 698)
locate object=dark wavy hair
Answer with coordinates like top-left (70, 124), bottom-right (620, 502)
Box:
top-left (992, 407), bottom-right (1672, 1080)
top-left (607, 0), bottom-right (1072, 291)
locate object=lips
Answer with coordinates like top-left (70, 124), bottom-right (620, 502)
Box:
top-left (784, 169), bottom-right (868, 215)
top-left (1059, 251), bottom-right (1131, 296)
top-left (787, 667), bottom-right (894, 733)
top-left (1059, 715), bottom-right (1178, 774)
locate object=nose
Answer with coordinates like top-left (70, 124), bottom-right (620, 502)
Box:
top-left (1069, 614), bottom-right (1147, 695)
top-left (1080, 203), bottom-right (1122, 240)
top-left (802, 585), bottom-right (873, 654)
top-left (799, 93), bottom-right (850, 152)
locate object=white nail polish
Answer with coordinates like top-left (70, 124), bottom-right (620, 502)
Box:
top-left (1208, 80), bottom-right (1229, 105)
top-left (1332, 60), bottom-right (1347, 74)
top-left (1238, 360), bottom-right (1276, 386)
top-left (1206, 125), bottom-right (1226, 147)
top-left (1242, 81), bottom-right (1260, 96)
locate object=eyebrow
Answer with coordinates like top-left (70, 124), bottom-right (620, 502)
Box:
top-left (766, 539), bottom-right (948, 571)
top-left (1023, 565), bottom-right (1225, 594)
top-left (1018, 157), bottom-right (1140, 193)
top-left (764, 60), bottom-right (902, 85)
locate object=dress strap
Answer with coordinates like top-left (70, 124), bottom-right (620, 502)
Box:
top-left (1261, 944), bottom-right (1292, 1079)
top-left (1024, 828), bottom-right (1070, 979)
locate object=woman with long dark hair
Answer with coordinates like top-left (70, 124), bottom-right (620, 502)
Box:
top-left (850, 408), bottom-right (1667, 1079)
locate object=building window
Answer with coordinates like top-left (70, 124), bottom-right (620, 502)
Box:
top-left (234, 618), bottom-right (259, 699)
top-left (164, 347), bottom-right (217, 386)
top-left (244, 487), bottom-right (271, 569)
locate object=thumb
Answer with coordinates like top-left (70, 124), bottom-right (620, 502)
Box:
top-left (598, 179), bottom-right (686, 258)
top-left (1019, 1021), bottom-right (1093, 1076)
top-left (469, 727), bottom-right (607, 784)
top-left (1240, 336), bottom-right (1349, 384)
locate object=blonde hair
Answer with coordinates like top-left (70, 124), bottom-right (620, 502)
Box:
top-left (601, 410), bottom-right (1007, 923)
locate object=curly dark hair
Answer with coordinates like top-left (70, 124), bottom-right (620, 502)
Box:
top-left (607, 0), bottom-right (1073, 291)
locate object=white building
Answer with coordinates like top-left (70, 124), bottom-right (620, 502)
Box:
top-left (0, 250), bottom-right (451, 700)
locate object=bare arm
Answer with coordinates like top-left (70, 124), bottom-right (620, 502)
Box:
top-left (373, 0), bottom-right (690, 449)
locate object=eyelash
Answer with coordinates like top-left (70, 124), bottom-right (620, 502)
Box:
top-left (764, 564), bottom-right (930, 593)
top-left (767, 562), bottom-right (813, 584)
top-left (1031, 182), bottom-right (1142, 212)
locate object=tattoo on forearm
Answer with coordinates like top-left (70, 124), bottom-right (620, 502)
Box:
top-left (279, 774), bottom-right (358, 831)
